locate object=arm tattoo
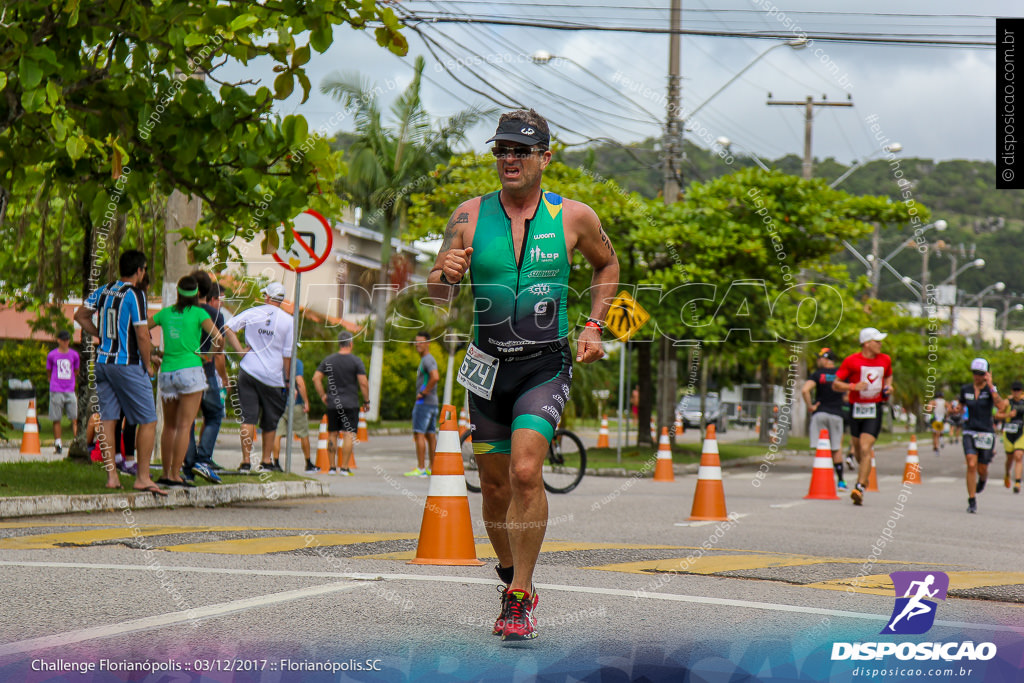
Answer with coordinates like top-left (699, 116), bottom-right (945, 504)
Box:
top-left (598, 225), bottom-right (614, 255)
top-left (455, 212), bottom-right (469, 224)
top-left (440, 212), bottom-right (459, 252)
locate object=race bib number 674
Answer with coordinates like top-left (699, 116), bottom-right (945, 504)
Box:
top-left (457, 344), bottom-right (499, 401)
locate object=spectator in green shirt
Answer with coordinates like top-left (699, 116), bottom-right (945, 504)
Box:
top-left (148, 275), bottom-right (223, 487)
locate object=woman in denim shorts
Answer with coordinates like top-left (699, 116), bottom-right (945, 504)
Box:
top-left (149, 275), bottom-right (224, 486)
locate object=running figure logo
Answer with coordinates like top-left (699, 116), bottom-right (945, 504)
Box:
top-left (881, 571), bottom-right (949, 635)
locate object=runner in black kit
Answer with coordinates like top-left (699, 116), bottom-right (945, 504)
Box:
top-left (997, 380), bottom-right (1024, 493)
top-left (954, 358), bottom-right (1007, 513)
top-left (801, 348), bottom-right (849, 489)
top-left (427, 109), bottom-right (619, 641)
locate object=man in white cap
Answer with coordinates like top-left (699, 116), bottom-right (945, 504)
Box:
top-left (223, 281), bottom-right (294, 472)
top-left (833, 327), bottom-right (893, 505)
top-left (952, 358), bottom-right (1006, 513)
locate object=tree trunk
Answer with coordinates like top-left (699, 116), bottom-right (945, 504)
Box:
top-left (758, 358), bottom-right (773, 444)
top-left (365, 214), bottom-right (395, 421)
top-left (67, 204), bottom-right (96, 462)
top-left (657, 336), bottom-right (678, 442)
top-left (636, 341), bottom-right (654, 446)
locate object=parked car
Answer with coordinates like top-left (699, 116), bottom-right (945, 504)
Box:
top-left (676, 392), bottom-right (726, 432)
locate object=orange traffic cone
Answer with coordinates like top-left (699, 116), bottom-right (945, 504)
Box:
top-left (315, 415), bottom-right (330, 473)
top-left (650, 416), bottom-right (656, 441)
top-left (674, 412), bottom-right (684, 437)
top-left (410, 405), bottom-right (484, 566)
top-left (356, 408), bottom-right (369, 443)
top-left (867, 451), bottom-right (880, 491)
top-left (20, 400), bottom-right (40, 456)
top-left (903, 436), bottom-right (922, 484)
top-left (597, 415), bottom-right (610, 448)
top-left (459, 407), bottom-right (469, 433)
top-left (754, 415), bottom-right (762, 433)
top-left (805, 429), bottom-right (840, 500)
top-left (689, 424), bottom-right (730, 521)
top-left (653, 427), bottom-right (675, 482)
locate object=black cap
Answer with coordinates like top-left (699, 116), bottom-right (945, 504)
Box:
top-left (486, 118), bottom-right (550, 148)
top-left (818, 348), bottom-right (838, 361)
top-left (1012, 380), bottom-right (1024, 391)
top-left (57, 330), bottom-right (71, 341)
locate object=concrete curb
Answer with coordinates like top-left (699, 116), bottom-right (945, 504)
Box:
top-left (0, 480), bottom-right (331, 519)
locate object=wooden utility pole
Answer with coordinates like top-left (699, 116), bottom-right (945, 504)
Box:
top-left (654, 0), bottom-right (683, 441)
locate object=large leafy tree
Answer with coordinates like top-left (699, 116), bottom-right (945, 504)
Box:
top-left (320, 56), bottom-right (492, 418)
top-left (0, 0), bottom-right (407, 302)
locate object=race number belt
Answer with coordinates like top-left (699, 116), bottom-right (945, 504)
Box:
top-left (457, 343), bottom-right (499, 400)
top-left (852, 403), bottom-right (877, 419)
top-left (1005, 422), bottom-right (1021, 435)
top-left (971, 432), bottom-right (995, 450)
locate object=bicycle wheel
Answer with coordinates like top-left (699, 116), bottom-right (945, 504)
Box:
top-left (460, 429), bottom-right (482, 493)
top-left (543, 429), bottom-right (586, 494)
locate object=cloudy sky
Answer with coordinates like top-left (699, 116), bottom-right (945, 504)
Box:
top-left (225, 1), bottom-right (1004, 166)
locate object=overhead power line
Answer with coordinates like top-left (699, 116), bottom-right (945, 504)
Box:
top-left (398, 17), bottom-right (995, 47)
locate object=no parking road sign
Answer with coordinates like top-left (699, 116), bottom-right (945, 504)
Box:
top-left (272, 209), bottom-right (334, 273)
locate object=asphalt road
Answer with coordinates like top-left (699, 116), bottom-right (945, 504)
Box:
top-left (1, 432), bottom-right (1022, 682)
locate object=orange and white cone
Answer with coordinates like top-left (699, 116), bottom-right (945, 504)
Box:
top-left (356, 408), bottom-right (369, 443)
top-left (316, 415), bottom-right (330, 473)
top-left (688, 424), bottom-right (730, 521)
top-left (754, 415), bottom-right (762, 433)
top-left (674, 412), bottom-right (684, 437)
top-left (653, 426), bottom-right (675, 482)
top-left (20, 400), bottom-right (40, 456)
top-left (459, 407), bottom-right (469, 433)
top-left (805, 429), bottom-right (840, 500)
top-left (650, 416), bottom-right (656, 441)
top-left (903, 435), bottom-right (922, 485)
top-left (597, 415), bottom-right (610, 448)
top-left (410, 405), bottom-right (484, 566)
top-left (867, 451), bottom-right (880, 492)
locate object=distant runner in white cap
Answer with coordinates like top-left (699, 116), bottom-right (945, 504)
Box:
top-left (953, 358), bottom-right (1006, 513)
top-left (833, 327), bottom-right (893, 506)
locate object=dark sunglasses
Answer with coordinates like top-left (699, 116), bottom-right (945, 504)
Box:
top-left (491, 145), bottom-right (541, 159)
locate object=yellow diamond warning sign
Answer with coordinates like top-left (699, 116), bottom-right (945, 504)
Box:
top-left (605, 291), bottom-right (650, 342)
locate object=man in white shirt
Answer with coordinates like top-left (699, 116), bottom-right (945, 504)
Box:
top-left (224, 281), bottom-right (293, 472)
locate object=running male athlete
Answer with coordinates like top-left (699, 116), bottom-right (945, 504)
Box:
top-left (833, 327), bottom-right (893, 506)
top-left (427, 109), bottom-right (619, 641)
top-left (954, 358), bottom-right (1006, 513)
top-left (925, 390), bottom-right (946, 455)
top-left (998, 380), bottom-right (1024, 493)
top-left (887, 574), bottom-right (939, 632)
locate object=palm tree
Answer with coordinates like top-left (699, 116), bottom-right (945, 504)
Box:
top-left (321, 56), bottom-right (493, 418)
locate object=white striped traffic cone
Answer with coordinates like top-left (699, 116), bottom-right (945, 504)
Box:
top-left (653, 427), bottom-right (675, 482)
top-left (688, 424), bottom-right (729, 521)
top-left (356, 408), bottom-right (369, 443)
top-left (20, 400), bottom-right (40, 456)
top-left (597, 415), bottom-right (610, 448)
top-left (316, 415), bottom-right (329, 473)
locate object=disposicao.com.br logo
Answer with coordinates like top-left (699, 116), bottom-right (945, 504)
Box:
top-left (831, 571), bottom-right (997, 662)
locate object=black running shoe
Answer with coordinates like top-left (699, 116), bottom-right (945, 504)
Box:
top-left (967, 499), bottom-right (977, 514)
top-left (305, 462), bottom-right (318, 472)
top-left (492, 585), bottom-right (510, 636)
top-left (238, 462), bottom-right (251, 473)
top-left (976, 477), bottom-right (987, 494)
top-left (501, 589), bottom-right (538, 641)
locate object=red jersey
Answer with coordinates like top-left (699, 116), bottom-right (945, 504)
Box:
top-left (835, 352), bottom-right (892, 404)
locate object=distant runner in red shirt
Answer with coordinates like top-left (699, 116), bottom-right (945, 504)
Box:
top-left (833, 327), bottom-right (893, 506)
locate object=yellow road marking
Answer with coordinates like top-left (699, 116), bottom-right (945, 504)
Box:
top-left (587, 554), bottom-right (946, 576)
top-left (356, 541), bottom-right (688, 561)
top-left (807, 571), bottom-right (1024, 596)
top-left (0, 526), bottom-right (255, 550)
top-left (161, 533), bottom-right (420, 555)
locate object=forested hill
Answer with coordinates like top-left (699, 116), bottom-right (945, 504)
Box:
top-left (557, 139), bottom-right (1024, 305)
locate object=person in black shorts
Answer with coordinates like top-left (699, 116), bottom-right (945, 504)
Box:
top-left (427, 109), bottom-right (619, 641)
top-left (997, 380), bottom-right (1024, 493)
top-left (313, 331), bottom-right (368, 476)
top-left (955, 358), bottom-right (1007, 513)
top-left (801, 348), bottom-right (849, 489)
top-left (833, 328), bottom-right (893, 506)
